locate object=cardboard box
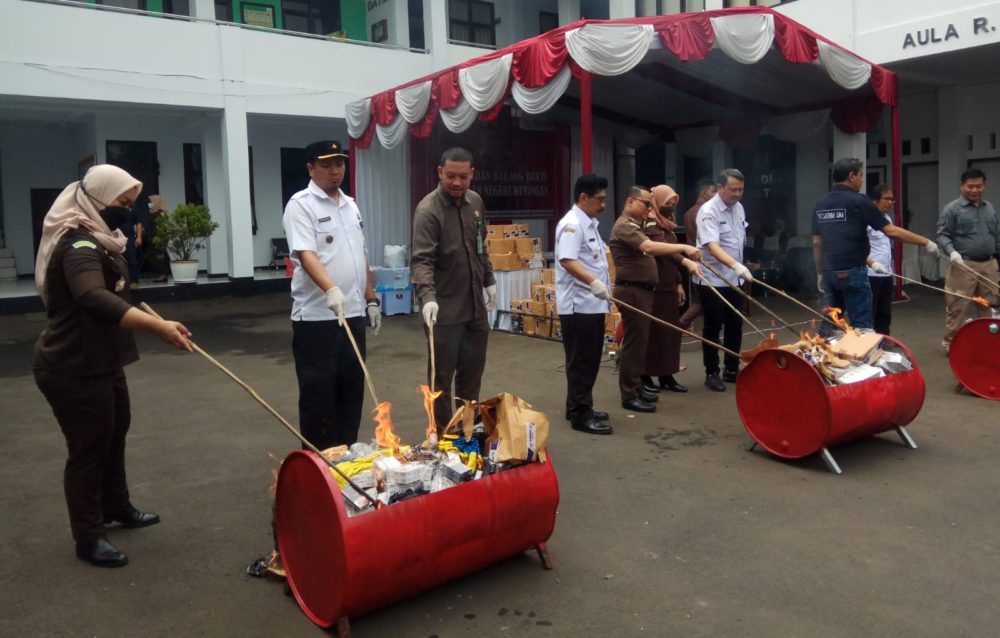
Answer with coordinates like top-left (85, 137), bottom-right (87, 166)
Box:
top-left (510, 299), bottom-right (530, 314)
top-left (486, 224), bottom-right (504, 239)
top-left (552, 319), bottom-right (562, 341)
top-left (527, 300), bottom-right (549, 318)
top-left (531, 284), bottom-right (556, 305)
top-left (542, 268), bottom-right (556, 285)
top-left (505, 223), bottom-right (530, 238)
top-left (515, 237), bottom-right (540, 256)
top-left (605, 247), bottom-right (615, 281)
top-left (490, 253), bottom-right (528, 271)
top-left (487, 238), bottom-right (516, 255)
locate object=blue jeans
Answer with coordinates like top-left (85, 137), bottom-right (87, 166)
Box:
top-left (821, 266), bottom-right (873, 334)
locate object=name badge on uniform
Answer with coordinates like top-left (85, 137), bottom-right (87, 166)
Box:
top-left (115, 277), bottom-right (126, 293)
top-left (318, 216), bottom-right (332, 223)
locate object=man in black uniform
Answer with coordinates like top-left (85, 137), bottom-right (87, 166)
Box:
top-left (812, 158), bottom-right (938, 332)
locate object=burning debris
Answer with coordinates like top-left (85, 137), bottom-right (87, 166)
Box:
top-left (777, 308), bottom-right (913, 385)
top-left (331, 390), bottom-right (550, 517)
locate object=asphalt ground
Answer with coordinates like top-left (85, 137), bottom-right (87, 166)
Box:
top-left (1, 290), bottom-right (998, 637)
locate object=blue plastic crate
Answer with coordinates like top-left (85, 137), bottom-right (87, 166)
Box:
top-left (373, 267), bottom-right (410, 290)
top-left (378, 285), bottom-right (413, 316)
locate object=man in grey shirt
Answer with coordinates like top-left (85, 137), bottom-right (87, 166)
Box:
top-left (936, 168), bottom-right (1000, 351)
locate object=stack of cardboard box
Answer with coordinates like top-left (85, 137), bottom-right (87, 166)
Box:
top-left (487, 225), bottom-right (542, 271)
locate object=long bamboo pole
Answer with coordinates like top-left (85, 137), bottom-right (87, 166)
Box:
top-left (892, 272), bottom-right (992, 308)
top-left (697, 260), bottom-right (801, 339)
top-left (750, 277), bottom-right (842, 330)
top-left (611, 296), bottom-right (741, 359)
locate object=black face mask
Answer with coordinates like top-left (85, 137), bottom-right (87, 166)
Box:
top-left (99, 206), bottom-right (132, 230)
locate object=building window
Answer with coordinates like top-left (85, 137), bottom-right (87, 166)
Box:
top-left (282, 0), bottom-right (341, 36)
top-left (95, 0), bottom-right (148, 9)
top-left (449, 0), bottom-right (496, 46)
top-left (409, 0), bottom-right (425, 49)
top-left (724, 0), bottom-right (784, 7)
top-left (163, 0), bottom-right (190, 15)
top-left (635, 0), bottom-right (707, 16)
top-left (215, 0), bottom-right (232, 21)
top-left (539, 10), bottom-right (558, 34)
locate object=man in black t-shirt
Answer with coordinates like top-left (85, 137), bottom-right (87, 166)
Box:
top-left (812, 158), bottom-right (938, 331)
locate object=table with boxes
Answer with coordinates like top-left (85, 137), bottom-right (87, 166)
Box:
top-left (372, 266), bottom-right (413, 315)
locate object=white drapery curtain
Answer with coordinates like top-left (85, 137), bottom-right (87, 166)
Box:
top-left (395, 81), bottom-right (432, 123)
top-left (512, 64), bottom-right (573, 115)
top-left (439, 98), bottom-right (479, 133)
top-left (458, 53), bottom-right (513, 111)
top-left (345, 98), bottom-right (372, 139)
top-left (764, 109), bottom-right (830, 142)
top-left (564, 24), bottom-right (654, 76)
top-left (817, 40), bottom-right (872, 90)
top-left (355, 138), bottom-right (411, 267)
top-left (710, 14), bottom-right (775, 64)
top-left (375, 115), bottom-right (409, 150)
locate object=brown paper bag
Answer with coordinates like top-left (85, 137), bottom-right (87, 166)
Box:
top-left (480, 393), bottom-right (549, 463)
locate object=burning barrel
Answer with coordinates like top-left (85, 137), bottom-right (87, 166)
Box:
top-left (949, 317), bottom-right (1000, 400)
top-left (275, 449), bottom-right (559, 630)
top-left (734, 337), bottom-right (925, 473)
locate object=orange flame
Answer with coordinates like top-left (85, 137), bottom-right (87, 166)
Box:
top-left (972, 296), bottom-right (990, 309)
top-left (418, 385), bottom-right (443, 441)
top-left (823, 307), bottom-right (851, 332)
top-left (372, 401), bottom-right (400, 455)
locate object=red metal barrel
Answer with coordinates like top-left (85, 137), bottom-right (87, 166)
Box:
top-left (948, 317), bottom-right (1000, 400)
top-left (735, 337), bottom-right (925, 459)
top-left (275, 450), bottom-right (559, 629)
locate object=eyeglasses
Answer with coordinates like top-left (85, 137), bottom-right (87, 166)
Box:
top-left (636, 199), bottom-right (654, 209)
top-left (589, 195), bottom-right (607, 203)
top-left (880, 197), bottom-right (895, 203)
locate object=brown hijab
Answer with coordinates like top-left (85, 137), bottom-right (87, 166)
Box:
top-left (650, 185), bottom-right (680, 232)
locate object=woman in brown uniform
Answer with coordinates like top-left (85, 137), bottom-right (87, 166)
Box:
top-left (34, 165), bottom-right (192, 567)
top-left (641, 185), bottom-right (693, 394)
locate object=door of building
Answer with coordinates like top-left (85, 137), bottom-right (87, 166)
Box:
top-left (903, 162), bottom-right (939, 280)
top-left (31, 188), bottom-right (63, 260)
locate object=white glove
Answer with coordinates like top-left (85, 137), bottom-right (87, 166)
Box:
top-left (325, 287), bottom-right (346, 325)
top-left (366, 301), bottom-right (381, 336)
top-left (817, 275), bottom-right (826, 294)
top-left (485, 284), bottom-right (497, 309)
top-left (589, 278), bottom-right (610, 301)
top-left (949, 250), bottom-right (964, 266)
top-left (732, 263), bottom-right (753, 282)
top-left (870, 261), bottom-right (888, 275)
top-left (422, 301), bottom-right (439, 327)
top-left (924, 241), bottom-right (939, 255)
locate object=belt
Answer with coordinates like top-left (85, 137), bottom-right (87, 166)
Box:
top-left (962, 254), bottom-right (995, 262)
top-left (615, 280), bottom-right (655, 292)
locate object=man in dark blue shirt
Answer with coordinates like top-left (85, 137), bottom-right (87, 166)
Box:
top-left (812, 158), bottom-right (938, 331)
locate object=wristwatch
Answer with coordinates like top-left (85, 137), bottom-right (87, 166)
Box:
top-left (366, 297), bottom-right (381, 307)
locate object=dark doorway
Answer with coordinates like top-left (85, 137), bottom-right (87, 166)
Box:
top-left (106, 140), bottom-right (160, 224)
top-left (281, 147), bottom-right (309, 208)
top-left (183, 143), bottom-right (205, 205)
top-left (31, 188), bottom-right (63, 260)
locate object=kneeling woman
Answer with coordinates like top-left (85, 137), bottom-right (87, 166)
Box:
top-left (34, 165), bottom-right (192, 567)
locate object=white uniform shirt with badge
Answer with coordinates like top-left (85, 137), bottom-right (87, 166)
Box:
top-left (693, 193), bottom-right (747, 288)
top-left (555, 205), bottom-right (611, 315)
top-left (283, 180), bottom-right (368, 321)
top-left (867, 212), bottom-right (893, 277)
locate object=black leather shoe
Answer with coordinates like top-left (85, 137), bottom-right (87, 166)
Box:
top-left (705, 374), bottom-right (726, 392)
top-left (640, 377), bottom-right (659, 394)
top-left (104, 504), bottom-right (160, 529)
top-left (571, 418), bottom-right (613, 435)
top-left (639, 389), bottom-right (659, 403)
top-left (659, 376), bottom-right (688, 393)
top-left (76, 537), bottom-right (128, 567)
top-left (722, 369), bottom-right (739, 383)
top-left (592, 411), bottom-right (609, 421)
top-left (622, 398), bottom-right (656, 413)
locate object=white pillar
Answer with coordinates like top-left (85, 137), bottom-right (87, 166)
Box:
top-left (832, 128), bottom-right (867, 171)
top-left (202, 114), bottom-right (230, 277)
top-left (192, 0), bottom-right (215, 20)
top-left (609, 0), bottom-right (635, 19)
top-left (220, 98), bottom-right (254, 281)
top-left (558, 0), bottom-right (580, 24)
top-left (424, 0), bottom-right (449, 72)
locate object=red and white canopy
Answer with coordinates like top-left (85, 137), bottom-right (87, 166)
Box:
top-left (346, 7), bottom-right (896, 151)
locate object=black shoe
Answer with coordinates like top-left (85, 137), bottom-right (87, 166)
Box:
top-left (640, 377), bottom-right (659, 394)
top-left (722, 369), bottom-right (739, 383)
top-left (76, 537), bottom-right (128, 567)
top-left (592, 411), bottom-right (609, 421)
top-left (104, 504), bottom-right (160, 529)
top-left (659, 376), bottom-right (688, 393)
top-left (571, 418), bottom-right (613, 435)
top-left (705, 374), bottom-right (726, 392)
top-left (622, 398), bottom-right (656, 413)
top-left (639, 389), bottom-right (659, 403)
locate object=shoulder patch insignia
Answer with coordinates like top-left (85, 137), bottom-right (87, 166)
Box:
top-left (72, 240), bottom-right (98, 250)
top-left (564, 226), bottom-right (577, 233)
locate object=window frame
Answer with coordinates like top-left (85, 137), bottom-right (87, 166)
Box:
top-left (448, 0), bottom-right (496, 47)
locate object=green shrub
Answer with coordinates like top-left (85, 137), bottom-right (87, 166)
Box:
top-left (153, 203), bottom-right (219, 261)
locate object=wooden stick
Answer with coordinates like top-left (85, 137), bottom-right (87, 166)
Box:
top-left (701, 282), bottom-right (768, 338)
top-left (428, 321), bottom-right (437, 391)
top-left (612, 296), bottom-right (741, 359)
top-left (697, 260), bottom-right (801, 339)
top-left (892, 272), bottom-right (992, 307)
top-left (750, 277), bottom-right (843, 330)
top-left (138, 302), bottom-right (378, 506)
top-left (950, 259), bottom-right (1000, 292)
top-left (341, 315), bottom-right (380, 406)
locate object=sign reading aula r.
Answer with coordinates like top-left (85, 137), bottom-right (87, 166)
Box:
top-left (902, 16), bottom-right (997, 49)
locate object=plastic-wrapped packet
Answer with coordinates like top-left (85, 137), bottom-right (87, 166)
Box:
top-left (430, 471), bottom-right (455, 493)
top-left (349, 441), bottom-right (379, 458)
top-left (350, 469), bottom-right (377, 490)
top-left (343, 485), bottom-right (377, 517)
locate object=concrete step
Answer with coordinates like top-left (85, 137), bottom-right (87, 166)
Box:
top-left (0, 257), bottom-right (14, 269)
top-left (0, 247), bottom-right (11, 257)
top-left (0, 266), bottom-right (17, 280)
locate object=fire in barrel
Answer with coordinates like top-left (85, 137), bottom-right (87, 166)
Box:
top-left (275, 390), bottom-right (559, 631)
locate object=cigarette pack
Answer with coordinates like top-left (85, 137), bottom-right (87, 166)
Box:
top-left (441, 457), bottom-right (472, 483)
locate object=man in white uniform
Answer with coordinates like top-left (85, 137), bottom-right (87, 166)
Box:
top-left (866, 184), bottom-right (895, 335)
top-left (282, 140), bottom-right (381, 449)
top-left (555, 174), bottom-right (613, 435)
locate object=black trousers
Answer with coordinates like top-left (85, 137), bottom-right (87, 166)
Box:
top-left (869, 276), bottom-right (893, 335)
top-left (292, 317), bottom-right (366, 450)
top-left (426, 317), bottom-right (490, 432)
top-left (35, 367), bottom-right (131, 544)
top-left (559, 312), bottom-right (606, 425)
top-left (698, 285), bottom-right (744, 375)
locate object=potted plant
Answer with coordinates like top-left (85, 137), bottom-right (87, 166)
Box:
top-left (152, 203), bottom-right (219, 284)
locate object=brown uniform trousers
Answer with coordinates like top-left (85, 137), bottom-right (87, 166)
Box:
top-left (943, 259), bottom-right (999, 343)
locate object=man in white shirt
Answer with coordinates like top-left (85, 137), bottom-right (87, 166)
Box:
top-left (282, 140), bottom-right (381, 449)
top-left (695, 169), bottom-right (755, 392)
top-left (555, 174), bottom-right (613, 435)
top-left (866, 184), bottom-right (895, 335)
